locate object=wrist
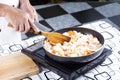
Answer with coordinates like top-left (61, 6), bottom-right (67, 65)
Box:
top-left (19, 0), bottom-right (31, 9)
top-left (19, 0), bottom-right (31, 6)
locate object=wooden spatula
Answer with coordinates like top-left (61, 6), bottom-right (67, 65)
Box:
top-left (8, 22), bottom-right (70, 44)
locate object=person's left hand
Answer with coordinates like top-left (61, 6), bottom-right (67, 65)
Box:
top-left (19, 0), bottom-right (38, 22)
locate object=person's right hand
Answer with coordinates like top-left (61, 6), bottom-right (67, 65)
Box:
top-left (3, 4), bottom-right (38, 33)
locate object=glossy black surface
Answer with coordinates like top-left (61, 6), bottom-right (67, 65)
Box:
top-left (87, 2), bottom-right (112, 7)
top-left (109, 15), bottom-right (120, 28)
top-left (22, 41), bottom-right (112, 80)
top-left (36, 5), bottom-right (68, 19)
top-left (39, 20), bottom-right (54, 31)
top-left (71, 9), bottom-right (105, 23)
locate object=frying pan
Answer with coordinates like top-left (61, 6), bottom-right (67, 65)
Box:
top-left (43, 27), bottom-right (105, 63)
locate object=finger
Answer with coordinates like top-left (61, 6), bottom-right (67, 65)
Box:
top-left (34, 14), bottom-right (38, 22)
top-left (14, 25), bottom-right (19, 31)
top-left (24, 20), bottom-right (30, 33)
top-left (19, 24), bottom-right (24, 32)
top-left (28, 18), bottom-right (39, 32)
top-left (34, 11), bottom-right (39, 22)
top-left (28, 10), bottom-right (35, 22)
top-left (30, 9), bottom-right (38, 22)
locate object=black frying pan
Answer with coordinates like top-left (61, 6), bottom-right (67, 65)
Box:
top-left (43, 27), bottom-right (105, 63)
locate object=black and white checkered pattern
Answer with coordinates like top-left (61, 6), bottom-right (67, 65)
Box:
top-left (22, 2), bottom-right (120, 39)
top-left (1, 2), bottom-right (120, 80)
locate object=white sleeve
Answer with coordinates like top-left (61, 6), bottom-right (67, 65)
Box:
top-left (0, 0), bottom-right (19, 7)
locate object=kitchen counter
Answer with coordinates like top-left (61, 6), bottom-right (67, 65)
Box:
top-left (1, 1), bottom-right (120, 80)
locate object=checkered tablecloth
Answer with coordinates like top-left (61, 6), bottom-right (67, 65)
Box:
top-left (1, 2), bottom-right (120, 80)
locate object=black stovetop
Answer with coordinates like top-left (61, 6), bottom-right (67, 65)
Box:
top-left (22, 41), bottom-right (112, 80)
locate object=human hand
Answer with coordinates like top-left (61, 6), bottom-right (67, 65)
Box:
top-left (3, 4), bottom-right (38, 33)
top-left (19, 0), bottom-right (38, 22)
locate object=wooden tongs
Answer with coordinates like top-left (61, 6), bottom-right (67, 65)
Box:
top-left (8, 22), bottom-right (70, 44)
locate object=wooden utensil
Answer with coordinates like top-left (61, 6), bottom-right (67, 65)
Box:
top-left (8, 22), bottom-right (71, 44)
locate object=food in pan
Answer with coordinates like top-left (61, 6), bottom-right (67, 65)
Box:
top-left (43, 30), bottom-right (102, 57)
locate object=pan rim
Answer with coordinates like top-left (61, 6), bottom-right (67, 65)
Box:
top-left (43, 27), bottom-right (105, 58)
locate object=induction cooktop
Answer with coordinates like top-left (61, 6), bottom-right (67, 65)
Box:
top-left (22, 41), bottom-right (112, 80)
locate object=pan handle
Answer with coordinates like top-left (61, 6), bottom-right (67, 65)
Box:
top-left (7, 21), bottom-right (51, 34)
top-left (7, 22), bottom-right (40, 34)
top-left (8, 21), bottom-right (52, 34)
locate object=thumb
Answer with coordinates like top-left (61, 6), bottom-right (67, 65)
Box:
top-left (28, 18), bottom-right (39, 32)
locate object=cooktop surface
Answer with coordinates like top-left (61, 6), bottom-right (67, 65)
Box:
top-left (22, 41), bottom-right (112, 80)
